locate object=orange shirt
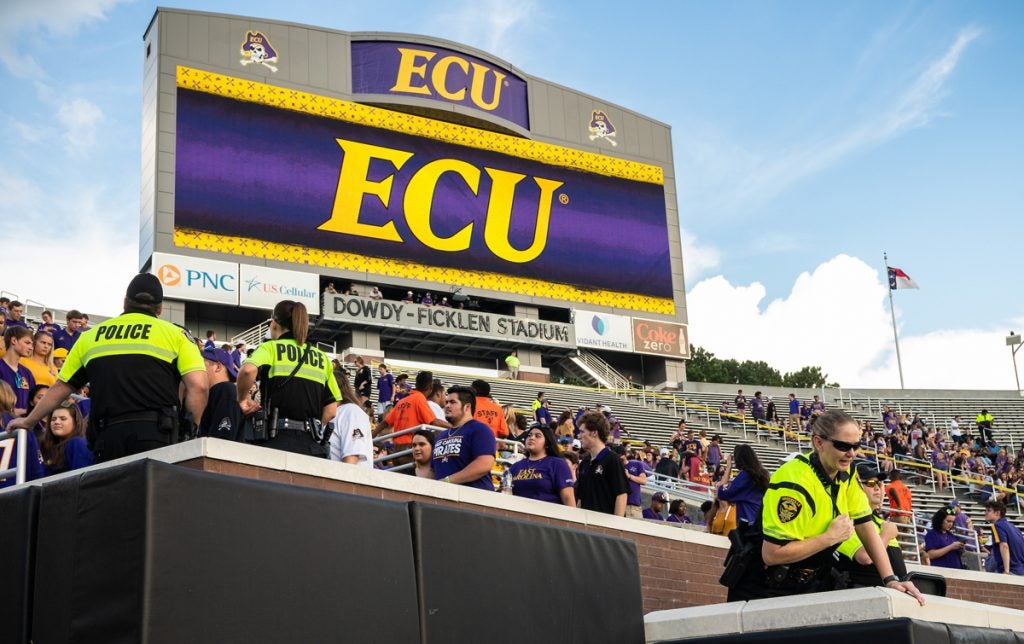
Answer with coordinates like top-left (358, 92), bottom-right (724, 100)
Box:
top-left (474, 396), bottom-right (507, 438)
top-left (386, 390), bottom-right (435, 445)
top-left (886, 480), bottom-right (913, 512)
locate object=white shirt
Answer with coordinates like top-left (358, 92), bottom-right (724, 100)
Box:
top-left (328, 403), bottom-right (373, 467)
top-left (428, 400), bottom-right (446, 421)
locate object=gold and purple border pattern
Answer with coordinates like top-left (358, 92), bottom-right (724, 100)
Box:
top-left (174, 66), bottom-right (675, 315)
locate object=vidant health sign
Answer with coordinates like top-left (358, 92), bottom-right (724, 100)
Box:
top-left (631, 318), bottom-right (689, 359)
top-left (573, 309), bottom-right (634, 353)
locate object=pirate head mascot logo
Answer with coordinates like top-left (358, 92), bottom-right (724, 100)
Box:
top-left (240, 31), bottom-right (279, 72)
top-left (588, 110), bottom-right (617, 147)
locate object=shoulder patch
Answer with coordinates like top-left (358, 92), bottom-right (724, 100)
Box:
top-left (777, 496), bottom-right (802, 523)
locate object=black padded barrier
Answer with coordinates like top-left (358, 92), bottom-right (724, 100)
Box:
top-left (668, 617), bottom-right (1024, 644)
top-left (33, 459), bottom-right (421, 643)
top-left (0, 485), bottom-right (40, 644)
top-left (410, 501), bottom-right (645, 644)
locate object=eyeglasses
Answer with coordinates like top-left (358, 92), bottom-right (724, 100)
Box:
top-left (821, 436), bottom-right (859, 453)
top-left (861, 479), bottom-right (883, 488)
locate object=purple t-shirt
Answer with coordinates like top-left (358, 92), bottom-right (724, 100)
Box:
top-left (734, 395), bottom-right (746, 410)
top-left (642, 507), bottom-right (665, 520)
top-left (42, 436), bottom-right (95, 477)
top-left (377, 373), bottom-right (395, 403)
top-left (52, 328), bottom-right (82, 351)
top-left (667, 513), bottom-right (693, 524)
top-left (0, 361), bottom-right (36, 410)
top-left (432, 419), bottom-right (498, 491)
top-left (789, 399), bottom-right (800, 415)
top-left (625, 459), bottom-right (647, 506)
top-left (509, 456), bottom-right (574, 504)
top-left (751, 397), bottom-right (764, 414)
top-left (923, 530), bottom-right (962, 569)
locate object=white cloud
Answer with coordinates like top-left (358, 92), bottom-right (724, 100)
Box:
top-left (57, 97), bottom-right (104, 152)
top-left (0, 0), bottom-right (129, 78)
top-left (0, 169), bottom-right (136, 317)
top-left (680, 228), bottom-right (721, 282)
top-left (681, 26), bottom-right (981, 217)
top-left (686, 254), bottom-right (1021, 391)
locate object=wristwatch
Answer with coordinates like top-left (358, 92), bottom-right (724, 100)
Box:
top-left (881, 575), bottom-right (900, 585)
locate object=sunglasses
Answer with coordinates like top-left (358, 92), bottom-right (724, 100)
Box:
top-left (821, 436), bottom-right (859, 453)
top-left (861, 479), bottom-right (883, 488)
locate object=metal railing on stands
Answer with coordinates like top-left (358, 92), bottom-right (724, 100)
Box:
top-left (572, 350), bottom-right (633, 392)
top-left (371, 423), bottom-right (524, 482)
top-left (230, 318), bottom-right (272, 350)
top-left (645, 471), bottom-right (714, 504)
top-left (0, 428), bottom-right (30, 486)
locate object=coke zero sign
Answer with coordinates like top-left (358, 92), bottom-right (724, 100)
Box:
top-left (631, 317), bottom-right (690, 359)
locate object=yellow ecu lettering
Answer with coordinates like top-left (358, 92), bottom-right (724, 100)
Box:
top-left (318, 139), bottom-right (412, 242)
top-left (469, 63), bottom-right (505, 111)
top-left (404, 159), bottom-right (477, 252)
top-left (431, 56), bottom-right (469, 101)
top-left (390, 48), bottom-right (435, 95)
top-left (483, 169), bottom-right (561, 264)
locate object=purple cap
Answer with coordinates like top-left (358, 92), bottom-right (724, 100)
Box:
top-left (203, 347), bottom-right (238, 380)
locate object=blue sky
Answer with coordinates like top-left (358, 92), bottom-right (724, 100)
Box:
top-left (1, 1), bottom-right (1021, 389)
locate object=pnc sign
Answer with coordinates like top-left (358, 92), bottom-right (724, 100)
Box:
top-left (351, 41), bottom-right (529, 130)
top-left (150, 252), bottom-right (239, 305)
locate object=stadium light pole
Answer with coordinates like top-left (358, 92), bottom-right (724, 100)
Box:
top-left (1007, 332), bottom-right (1022, 395)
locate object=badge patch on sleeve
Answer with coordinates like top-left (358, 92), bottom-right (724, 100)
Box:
top-left (777, 496), bottom-right (802, 523)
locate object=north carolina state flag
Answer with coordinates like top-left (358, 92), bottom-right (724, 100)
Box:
top-left (887, 266), bottom-right (919, 290)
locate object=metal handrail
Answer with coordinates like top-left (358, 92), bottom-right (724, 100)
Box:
top-left (0, 428), bottom-right (30, 486)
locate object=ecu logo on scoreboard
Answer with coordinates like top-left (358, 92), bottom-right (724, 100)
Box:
top-left (240, 31), bottom-right (279, 72)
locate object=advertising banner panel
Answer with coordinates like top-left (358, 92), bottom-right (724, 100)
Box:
top-left (238, 264), bottom-right (321, 314)
top-left (324, 294), bottom-right (575, 348)
top-left (573, 309), bottom-right (634, 353)
top-left (150, 252), bottom-right (238, 305)
top-left (351, 41), bottom-right (530, 130)
top-left (631, 317), bottom-right (690, 359)
top-left (173, 66), bottom-right (673, 315)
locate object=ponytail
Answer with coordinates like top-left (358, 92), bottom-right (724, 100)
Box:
top-left (272, 300), bottom-right (309, 345)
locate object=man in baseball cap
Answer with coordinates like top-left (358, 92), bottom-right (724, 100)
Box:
top-left (643, 492), bottom-right (668, 520)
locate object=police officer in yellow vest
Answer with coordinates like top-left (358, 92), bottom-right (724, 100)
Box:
top-left (7, 273), bottom-right (209, 462)
top-left (836, 459), bottom-right (908, 587)
top-left (724, 410), bottom-right (924, 604)
top-left (236, 300), bottom-right (339, 457)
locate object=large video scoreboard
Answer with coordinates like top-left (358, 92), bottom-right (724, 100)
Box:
top-left (141, 9), bottom-right (687, 343)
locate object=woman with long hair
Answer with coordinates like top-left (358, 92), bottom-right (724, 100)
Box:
top-left (26, 384), bottom-right (50, 440)
top-left (508, 423), bottom-right (575, 507)
top-left (328, 370), bottom-right (372, 466)
top-left (0, 381), bottom-right (45, 487)
top-left (40, 402), bottom-right (95, 476)
top-left (236, 300), bottom-right (340, 457)
top-left (410, 428), bottom-right (435, 479)
top-left (19, 331), bottom-right (58, 387)
top-left (716, 443), bottom-right (769, 528)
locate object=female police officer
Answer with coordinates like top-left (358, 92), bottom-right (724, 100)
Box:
top-left (236, 300), bottom-right (340, 457)
top-left (725, 410), bottom-right (924, 604)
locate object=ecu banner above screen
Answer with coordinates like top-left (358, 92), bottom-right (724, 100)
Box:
top-left (173, 66), bottom-right (674, 315)
top-left (350, 40), bottom-right (530, 131)
top-left (324, 294), bottom-right (576, 348)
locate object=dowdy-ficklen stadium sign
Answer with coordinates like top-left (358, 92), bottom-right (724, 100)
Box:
top-left (325, 294), bottom-right (576, 349)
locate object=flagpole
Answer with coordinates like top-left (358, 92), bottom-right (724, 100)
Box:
top-left (884, 251), bottom-right (906, 389)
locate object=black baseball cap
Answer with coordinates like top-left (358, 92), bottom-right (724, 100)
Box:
top-left (853, 459), bottom-right (887, 482)
top-left (127, 273), bottom-right (163, 304)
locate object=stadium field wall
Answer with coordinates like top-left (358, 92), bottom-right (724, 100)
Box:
top-left (155, 439), bottom-right (1024, 613)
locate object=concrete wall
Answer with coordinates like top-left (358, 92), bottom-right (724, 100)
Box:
top-left (93, 439), bottom-right (1024, 614)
